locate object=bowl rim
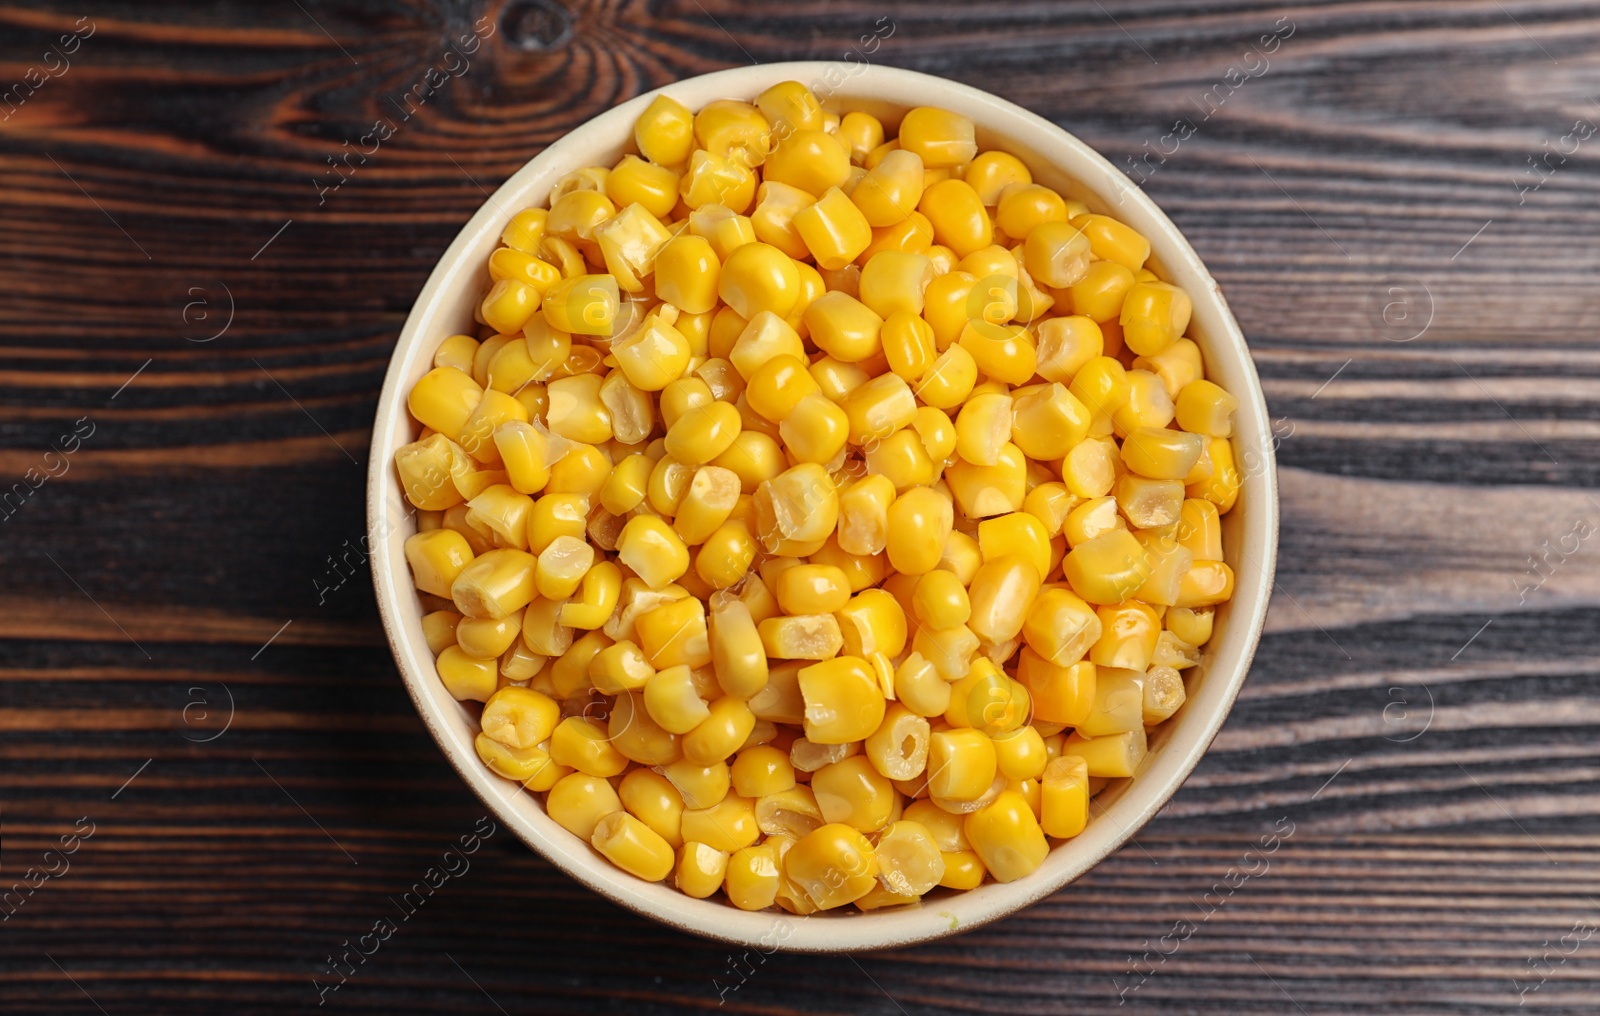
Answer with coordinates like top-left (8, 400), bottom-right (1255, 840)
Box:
top-left (368, 60), bottom-right (1278, 953)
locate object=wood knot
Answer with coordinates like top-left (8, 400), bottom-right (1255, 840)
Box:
top-left (501, 0), bottom-right (574, 51)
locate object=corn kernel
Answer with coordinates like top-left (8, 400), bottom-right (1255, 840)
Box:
top-left (945, 441), bottom-right (1027, 518)
top-left (899, 107), bottom-right (977, 167)
top-left (635, 94), bottom-right (695, 166)
top-left (784, 823), bottom-right (880, 910)
top-left (1174, 379), bottom-right (1239, 438)
top-left (616, 514), bottom-right (690, 589)
top-left (1061, 528), bottom-right (1151, 605)
top-left (1075, 214), bottom-right (1150, 272)
top-left (919, 179), bottom-right (991, 258)
top-left (963, 789), bottom-right (1048, 883)
top-left (681, 793), bottom-right (760, 852)
top-left (437, 645), bottom-right (498, 701)
top-left (884, 486), bottom-right (953, 575)
top-left (542, 274), bottom-right (620, 336)
top-left (794, 186), bottom-right (874, 270)
top-left (1063, 725), bottom-right (1147, 778)
top-left (592, 811), bottom-right (675, 882)
top-left (927, 728), bottom-right (998, 802)
top-left (547, 772), bottom-right (623, 840)
top-left (1040, 755), bottom-right (1089, 838)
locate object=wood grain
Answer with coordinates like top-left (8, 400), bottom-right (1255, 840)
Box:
top-left (3, 0), bottom-right (1599, 1012)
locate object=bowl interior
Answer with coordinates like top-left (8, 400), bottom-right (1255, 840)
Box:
top-left (368, 61), bottom-right (1277, 952)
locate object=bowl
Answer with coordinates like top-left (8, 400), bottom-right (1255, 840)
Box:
top-left (368, 61), bottom-right (1278, 952)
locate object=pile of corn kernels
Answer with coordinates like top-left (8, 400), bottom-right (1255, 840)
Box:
top-left (396, 80), bottom-right (1240, 914)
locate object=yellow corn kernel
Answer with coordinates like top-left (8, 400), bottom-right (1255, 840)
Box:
top-left (1068, 357), bottom-right (1131, 421)
top-left (977, 511), bottom-right (1051, 582)
top-left (753, 461), bottom-right (838, 549)
top-left (619, 767), bottom-right (685, 848)
top-left (756, 613), bottom-right (841, 662)
top-left (541, 274), bottom-right (620, 336)
top-left (549, 716), bottom-right (628, 778)
top-left (634, 595), bottom-right (711, 670)
top-left (769, 392), bottom-right (842, 465)
top-left (660, 401), bottom-right (739, 467)
top-left (679, 791), bottom-right (760, 853)
top-left (458, 390), bottom-right (529, 467)
top-left (635, 93), bottom-right (694, 165)
top-left (962, 789), bottom-right (1047, 883)
top-left (859, 428), bottom-right (932, 492)
top-left (1064, 725), bottom-right (1147, 778)
top-left (918, 178), bottom-right (992, 258)
top-left (1060, 528), bottom-right (1151, 606)
top-left (1110, 370), bottom-right (1175, 438)
top-left (616, 514), bottom-right (690, 589)
top-left (552, 172), bottom-right (612, 227)
top-left (603, 690), bottom-right (680, 767)
top-left (591, 811), bottom-right (675, 882)
top-left (743, 353), bottom-right (820, 423)
top-left (682, 695), bottom-right (757, 765)
top-left (408, 366), bottom-right (483, 443)
top-left (1066, 259), bottom-right (1137, 323)
top-left (1174, 560), bottom-right (1235, 608)
top-left (812, 755), bottom-right (897, 833)
top-left (945, 441), bottom-right (1027, 519)
top-left (544, 441), bottom-right (609, 497)
top-left (594, 204), bottom-right (672, 293)
top-left (1133, 336), bottom-right (1204, 399)
top-left (679, 148), bottom-right (756, 212)
top-left (643, 664), bottom-right (712, 735)
top-left (586, 639), bottom-right (653, 696)
top-left (547, 772), bottom-right (623, 840)
top-left (449, 547), bottom-right (536, 619)
top-left (1142, 663), bottom-right (1187, 725)
top-left (1023, 220), bottom-right (1092, 289)
top-left (837, 110), bottom-right (885, 164)
top-left (1022, 585), bottom-right (1102, 667)
top-left (1166, 604), bottom-right (1214, 647)
top-left (1022, 481), bottom-right (1078, 539)
top-left (475, 732), bottom-right (560, 784)
top-left (995, 182), bottom-right (1067, 238)
top-left (859, 251), bottom-right (934, 321)
top-left (1186, 436), bottom-right (1240, 513)
top-left (927, 728), bottom-right (998, 802)
top-left (730, 313), bottom-right (805, 386)
top-left (1033, 317), bottom-right (1102, 386)
top-left (436, 645), bottom-right (498, 701)
top-left (911, 344), bottom-right (976, 413)
top-left (1174, 379), bottom-right (1239, 439)
top-left (919, 271), bottom-right (973, 353)
top-left (835, 588), bottom-right (908, 659)
top-left (722, 839), bottom-right (783, 910)
top-left (883, 486), bottom-right (953, 575)
top-left (873, 313), bottom-right (934, 386)
top-left (750, 180), bottom-right (816, 261)
top-left (1040, 755), bottom-right (1089, 838)
top-left (717, 242), bottom-right (800, 320)
top-left (613, 312), bottom-right (692, 391)
top-left (1119, 280), bottom-right (1192, 358)
top-left (523, 493), bottom-right (585, 555)
top-left (405, 529), bottom-right (475, 599)
top-left (667, 840), bottom-right (728, 900)
top-left (532, 534), bottom-right (591, 601)
top-left (1176, 499), bottom-right (1223, 563)
top-left (544, 373), bottom-right (612, 445)
top-left (500, 207), bottom-right (548, 254)
top-left (770, 564), bottom-right (847, 616)
top-left (907, 409), bottom-right (954, 469)
top-left (1074, 214), bottom-right (1150, 271)
top-left (455, 608), bottom-right (523, 659)
top-left (954, 391), bottom-right (1013, 467)
top-left (471, 333), bottom-right (513, 388)
top-left (1019, 651), bottom-right (1094, 726)
top-left (433, 334), bottom-right (480, 378)
top-left (863, 704), bottom-right (931, 783)
top-left (521, 595), bottom-right (574, 657)
top-left (946, 659), bottom-right (1030, 735)
top-left (764, 128), bottom-right (850, 194)
top-left (934, 848), bottom-right (985, 890)
top-left (593, 452), bottom-right (647, 517)
top-left (1060, 437), bottom-right (1117, 500)
top-left (753, 79), bottom-right (823, 134)
top-left (842, 378), bottom-right (917, 450)
top-left (660, 757), bottom-right (730, 810)
top-left (782, 823), bottom-right (879, 910)
top-left (790, 186), bottom-right (871, 271)
top-left (1115, 478), bottom-right (1181, 535)
top-left (689, 208), bottom-right (755, 269)
top-left (851, 148), bottom-right (926, 228)
top-left (421, 609), bottom-right (462, 656)
top-left (962, 150), bottom-right (1030, 206)
top-left (835, 474), bottom-right (895, 556)
top-left (913, 618), bottom-right (979, 679)
top-left (796, 655), bottom-right (885, 745)
top-left (670, 465), bottom-right (737, 545)
top-left (892, 652), bottom-right (951, 718)
top-left (1122, 427), bottom-right (1205, 481)
top-left (648, 238), bottom-right (719, 319)
top-left (993, 726), bottom-right (1048, 782)
top-left (1007, 385), bottom-right (1088, 464)
top-left (1088, 602), bottom-right (1160, 674)
top-left (734, 746), bottom-right (797, 801)
top-left (691, 519), bottom-right (752, 590)
top-left (898, 106), bottom-right (977, 167)
top-left (479, 279), bottom-right (540, 335)
top-left (801, 292), bottom-right (881, 364)
top-left (912, 569), bottom-right (970, 630)
top-left (712, 432), bottom-right (783, 494)
top-left (605, 153), bottom-right (682, 218)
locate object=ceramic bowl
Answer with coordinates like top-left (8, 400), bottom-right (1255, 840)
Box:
top-left (368, 61), bottom-right (1278, 952)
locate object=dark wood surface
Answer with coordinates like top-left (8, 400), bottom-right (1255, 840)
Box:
top-left (4, 1), bottom-right (1598, 1011)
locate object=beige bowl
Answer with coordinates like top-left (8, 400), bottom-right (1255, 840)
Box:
top-left (368, 61), bottom-right (1278, 952)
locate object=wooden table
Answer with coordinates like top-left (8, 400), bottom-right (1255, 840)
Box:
top-left (4, 1), bottom-right (1596, 1011)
